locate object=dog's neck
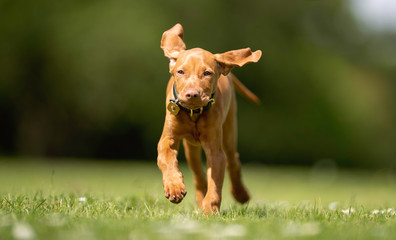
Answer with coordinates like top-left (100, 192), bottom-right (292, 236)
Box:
top-left (168, 83), bottom-right (215, 117)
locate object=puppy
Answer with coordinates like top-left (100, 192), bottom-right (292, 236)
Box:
top-left (157, 24), bottom-right (261, 214)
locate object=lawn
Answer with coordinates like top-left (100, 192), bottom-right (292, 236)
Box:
top-left (1, 158), bottom-right (396, 239)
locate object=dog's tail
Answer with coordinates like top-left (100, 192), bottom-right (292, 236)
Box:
top-left (230, 73), bottom-right (260, 104)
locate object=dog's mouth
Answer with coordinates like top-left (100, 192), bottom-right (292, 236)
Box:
top-left (178, 101), bottom-right (205, 110)
top-left (178, 96), bottom-right (211, 110)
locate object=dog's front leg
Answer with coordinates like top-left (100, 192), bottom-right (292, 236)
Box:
top-left (157, 134), bottom-right (186, 204)
top-left (200, 128), bottom-right (227, 214)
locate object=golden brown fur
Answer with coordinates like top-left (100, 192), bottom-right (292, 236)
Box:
top-left (157, 24), bottom-right (261, 214)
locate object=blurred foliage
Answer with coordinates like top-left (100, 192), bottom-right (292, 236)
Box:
top-left (0, 0), bottom-right (395, 167)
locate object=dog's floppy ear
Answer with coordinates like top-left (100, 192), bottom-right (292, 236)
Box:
top-left (161, 23), bottom-right (186, 59)
top-left (214, 48), bottom-right (262, 76)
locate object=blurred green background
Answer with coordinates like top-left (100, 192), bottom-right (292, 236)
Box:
top-left (1, 0), bottom-right (395, 168)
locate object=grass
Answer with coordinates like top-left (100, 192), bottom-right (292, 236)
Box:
top-left (1, 158), bottom-right (396, 239)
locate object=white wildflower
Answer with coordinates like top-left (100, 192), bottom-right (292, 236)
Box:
top-left (78, 197), bottom-right (87, 202)
top-left (328, 201), bottom-right (339, 211)
top-left (12, 223), bottom-right (35, 240)
top-left (341, 208), bottom-right (355, 214)
top-left (388, 208), bottom-right (396, 215)
top-left (372, 209), bottom-right (379, 214)
top-left (341, 209), bottom-right (349, 214)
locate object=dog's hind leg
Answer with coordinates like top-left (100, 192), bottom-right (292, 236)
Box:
top-left (223, 94), bottom-right (250, 204)
top-left (183, 139), bottom-right (207, 209)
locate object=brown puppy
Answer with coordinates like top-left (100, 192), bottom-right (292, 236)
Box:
top-left (157, 24), bottom-right (261, 214)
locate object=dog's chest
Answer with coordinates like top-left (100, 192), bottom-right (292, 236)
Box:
top-left (174, 116), bottom-right (206, 145)
top-left (173, 112), bottom-right (218, 145)
top-left (182, 122), bottom-right (201, 145)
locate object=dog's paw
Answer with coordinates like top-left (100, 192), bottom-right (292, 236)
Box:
top-left (231, 186), bottom-right (250, 204)
top-left (202, 196), bottom-right (221, 215)
top-left (163, 174), bottom-right (187, 204)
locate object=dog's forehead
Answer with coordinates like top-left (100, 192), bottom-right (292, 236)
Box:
top-left (177, 48), bottom-right (216, 66)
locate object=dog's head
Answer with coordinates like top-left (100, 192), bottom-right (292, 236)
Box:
top-left (161, 23), bottom-right (261, 110)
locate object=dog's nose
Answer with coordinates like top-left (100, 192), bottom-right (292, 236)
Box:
top-left (185, 89), bottom-right (200, 99)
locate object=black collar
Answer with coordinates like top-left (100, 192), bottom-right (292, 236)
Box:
top-left (169, 83), bottom-right (215, 116)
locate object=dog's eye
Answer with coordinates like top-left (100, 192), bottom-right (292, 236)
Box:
top-left (203, 71), bottom-right (213, 76)
top-left (177, 70), bottom-right (184, 75)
